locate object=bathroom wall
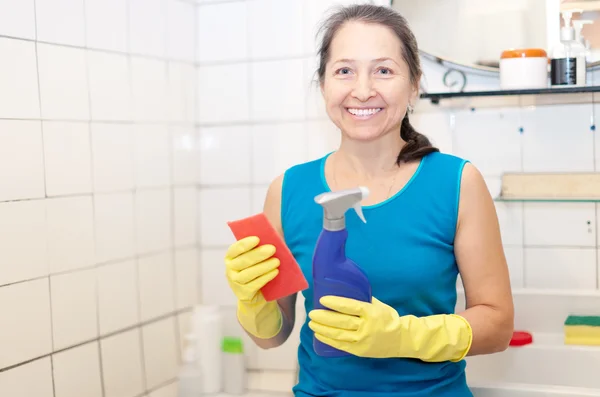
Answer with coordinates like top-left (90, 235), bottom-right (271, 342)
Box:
top-left (0, 0), bottom-right (198, 396)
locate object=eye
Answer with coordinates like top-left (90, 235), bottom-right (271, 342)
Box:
top-left (376, 67), bottom-right (393, 75)
top-left (335, 67), bottom-right (352, 75)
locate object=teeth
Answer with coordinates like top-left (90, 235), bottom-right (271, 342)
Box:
top-left (348, 108), bottom-right (382, 116)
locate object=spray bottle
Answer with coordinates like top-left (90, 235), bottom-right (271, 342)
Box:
top-left (312, 187), bottom-right (372, 357)
top-left (573, 19), bottom-right (594, 86)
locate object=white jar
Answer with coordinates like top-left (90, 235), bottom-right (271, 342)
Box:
top-left (500, 48), bottom-right (548, 89)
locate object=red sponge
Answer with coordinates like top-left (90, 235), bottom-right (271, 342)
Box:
top-left (227, 212), bottom-right (308, 302)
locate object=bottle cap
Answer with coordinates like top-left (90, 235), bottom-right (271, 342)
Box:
top-left (509, 331), bottom-right (533, 347)
top-left (221, 336), bottom-right (244, 354)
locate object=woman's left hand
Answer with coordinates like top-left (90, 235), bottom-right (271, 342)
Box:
top-left (308, 295), bottom-right (473, 362)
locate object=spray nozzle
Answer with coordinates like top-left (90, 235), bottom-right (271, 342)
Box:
top-left (314, 187), bottom-right (370, 231)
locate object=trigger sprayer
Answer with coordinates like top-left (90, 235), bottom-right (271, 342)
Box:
top-left (311, 187), bottom-right (373, 358)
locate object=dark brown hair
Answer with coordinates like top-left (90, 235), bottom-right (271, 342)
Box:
top-left (316, 4), bottom-right (438, 165)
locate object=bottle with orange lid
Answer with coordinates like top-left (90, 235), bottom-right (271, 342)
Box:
top-left (499, 48), bottom-right (549, 90)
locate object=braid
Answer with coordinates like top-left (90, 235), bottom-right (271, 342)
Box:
top-left (397, 114), bottom-right (439, 165)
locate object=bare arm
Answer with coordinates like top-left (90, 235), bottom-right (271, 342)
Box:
top-left (454, 163), bottom-right (514, 355)
top-left (244, 173), bottom-right (298, 350)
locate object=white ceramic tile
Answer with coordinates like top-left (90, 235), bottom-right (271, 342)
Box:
top-left (0, 121), bottom-right (44, 201)
top-left (43, 122), bottom-right (92, 196)
top-left (304, 56), bottom-right (327, 120)
top-left (172, 126), bottom-right (198, 185)
top-left (504, 246), bottom-right (524, 288)
top-left (523, 202), bottom-right (596, 247)
top-left (522, 104), bottom-right (595, 172)
top-left (174, 187), bottom-right (197, 247)
top-left (303, 0), bottom-right (355, 54)
top-left (306, 120), bottom-right (340, 160)
top-left (453, 107), bottom-right (522, 176)
top-left (50, 269), bottom-right (98, 350)
top-left (200, 248), bottom-right (236, 306)
top-left (37, 44), bottom-right (89, 120)
top-left (52, 342), bottom-right (103, 397)
top-left (134, 125), bottom-right (171, 188)
top-left (91, 123), bottom-right (135, 192)
top-left (0, 200), bottom-right (47, 286)
top-left (251, 59), bottom-right (306, 121)
top-left (524, 247), bottom-right (596, 289)
top-left (131, 57), bottom-right (167, 122)
top-left (0, 279), bottom-right (52, 369)
top-left (100, 329), bottom-right (145, 397)
top-left (141, 317), bottom-right (179, 389)
top-left (94, 192), bottom-right (136, 263)
top-left (198, 126), bottom-right (251, 185)
top-left (494, 202), bottom-right (523, 246)
top-left (148, 383), bottom-right (178, 397)
top-left (85, 0), bottom-right (128, 52)
top-left (196, 2), bottom-right (247, 62)
top-left (175, 248), bottom-right (199, 310)
top-left (97, 260), bottom-right (139, 335)
top-left (166, 0), bottom-right (195, 62)
top-left (197, 64), bottom-right (249, 124)
top-left (251, 186), bottom-right (268, 214)
top-left (135, 189), bottom-right (172, 255)
top-left (248, 0), bottom-right (303, 59)
top-left (0, 0), bottom-right (35, 39)
top-left (167, 63), bottom-right (196, 123)
top-left (410, 111), bottom-right (454, 154)
top-left (46, 196), bottom-right (95, 274)
top-left (0, 358), bottom-right (53, 397)
top-left (0, 39), bottom-right (40, 119)
top-left (35, 0), bottom-right (85, 46)
top-left (129, 0), bottom-right (167, 57)
top-left (87, 51), bottom-right (131, 121)
top-left (138, 252), bottom-right (176, 321)
top-left (199, 187), bottom-right (253, 246)
top-left (251, 123), bottom-right (307, 184)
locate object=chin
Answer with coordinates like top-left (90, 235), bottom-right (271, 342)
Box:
top-left (342, 126), bottom-right (390, 142)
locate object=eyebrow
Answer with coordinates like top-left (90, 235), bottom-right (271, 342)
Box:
top-left (333, 57), bottom-right (400, 66)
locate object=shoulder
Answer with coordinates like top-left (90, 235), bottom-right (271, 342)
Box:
top-left (424, 151), bottom-right (469, 168)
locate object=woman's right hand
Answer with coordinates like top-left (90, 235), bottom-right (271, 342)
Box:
top-left (224, 236), bottom-right (280, 304)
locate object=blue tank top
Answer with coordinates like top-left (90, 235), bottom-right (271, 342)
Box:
top-left (281, 151), bottom-right (472, 397)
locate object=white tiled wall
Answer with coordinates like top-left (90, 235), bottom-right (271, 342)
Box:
top-left (0, 0), bottom-right (198, 396)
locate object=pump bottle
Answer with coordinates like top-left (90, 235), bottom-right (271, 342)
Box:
top-left (573, 19), bottom-right (594, 86)
top-left (551, 9), bottom-right (583, 86)
top-left (312, 187), bottom-right (372, 357)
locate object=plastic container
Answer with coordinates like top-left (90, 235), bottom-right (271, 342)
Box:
top-left (500, 48), bottom-right (548, 89)
top-left (177, 336), bottom-right (203, 397)
top-left (191, 305), bottom-right (223, 394)
top-left (312, 187), bottom-right (372, 357)
top-left (222, 337), bottom-right (246, 395)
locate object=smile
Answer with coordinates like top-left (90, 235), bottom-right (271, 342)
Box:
top-left (346, 108), bottom-right (383, 118)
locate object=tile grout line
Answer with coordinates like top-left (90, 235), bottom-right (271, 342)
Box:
top-left (81, 0), bottom-right (107, 394)
top-left (0, 308), bottom-right (194, 374)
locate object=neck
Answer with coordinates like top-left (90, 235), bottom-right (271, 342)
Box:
top-left (335, 131), bottom-right (405, 178)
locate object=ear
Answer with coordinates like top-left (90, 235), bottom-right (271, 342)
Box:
top-left (408, 80), bottom-right (419, 108)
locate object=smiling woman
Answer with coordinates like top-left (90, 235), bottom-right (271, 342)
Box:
top-left (222, 4), bottom-right (514, 397)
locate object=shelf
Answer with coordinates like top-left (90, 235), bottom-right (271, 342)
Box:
top-left (494, 197), bottom-right (600, 203)
top-left (420, 85), bottom-right (600, 104)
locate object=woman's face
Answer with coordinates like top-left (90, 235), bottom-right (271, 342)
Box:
top-left (321, 21), bottom-right (417, 142)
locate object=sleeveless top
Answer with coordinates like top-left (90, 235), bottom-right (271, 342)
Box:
top-left (281, 151), bottom-right (473, 397)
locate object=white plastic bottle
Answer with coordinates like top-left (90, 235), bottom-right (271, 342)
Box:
top-left (177, 336), bottom-right (203, 397)
top-left (191, 305), bottom-right (223, 394)
top-left (573, 19), bottom-right (594, 86)
top-left (222, 336), bottom-right (246, 395)
top-left (550, 9), bottom-right (582, 87)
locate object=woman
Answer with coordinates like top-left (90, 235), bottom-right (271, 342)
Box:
top-left (224, 4), bottom-right (514, 396)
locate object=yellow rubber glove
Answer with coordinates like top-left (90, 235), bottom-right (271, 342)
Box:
top-left (308, 296), bottom-right (472, 362)
top-left (224, 236), bottom-right (282, 339)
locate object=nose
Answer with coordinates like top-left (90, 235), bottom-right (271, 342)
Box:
top-left (351, 74), bottom-right (376, 102)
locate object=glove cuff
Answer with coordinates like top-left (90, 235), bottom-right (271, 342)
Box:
top-left (237, 296), bottom-right (283, 339)
top-left (447, 314), bottom-right (473, 362)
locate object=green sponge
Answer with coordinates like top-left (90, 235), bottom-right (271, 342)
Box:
top-left (564, 315), bottom-right (600, 346)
